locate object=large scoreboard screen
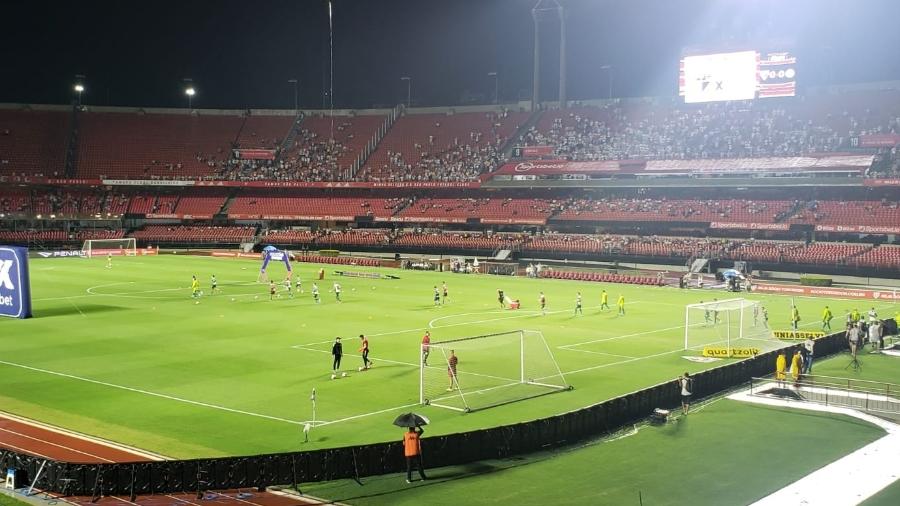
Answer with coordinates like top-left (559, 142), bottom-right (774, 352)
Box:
top-left (678, 50), bottom-right (796, 103)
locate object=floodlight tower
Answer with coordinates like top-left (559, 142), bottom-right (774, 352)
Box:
top-left (184, 78), bottom-right (196, 111)
top-left (288, 78), bottom-right (299, 112)
top-left (531, 0), bottom-right (566, 111)
top-left (400, 76), bottom-right (411, 108)
top-left (73, 75), bottom-right (86, 106)
top-left (488, 71), bottom-right (499, 104)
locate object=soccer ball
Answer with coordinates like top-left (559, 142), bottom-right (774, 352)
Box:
top-left (358, 366), bottom-right (363, 372)
top-left (254, 295), bottom-right (259, 300)
top-left (330, 374), bottom-right (336, 380)
top-left (341, 372), bottom-right (347, 377)
top-left (194, 301), bottom-right (200, 305)
top-left (231, 297), bottom-right (236, 302)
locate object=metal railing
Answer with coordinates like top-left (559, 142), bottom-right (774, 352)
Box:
top-left (750, 374), bottom-right (900, 415)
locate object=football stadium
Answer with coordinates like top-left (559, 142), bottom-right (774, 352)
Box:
top-left (2, 1), bottom-right (900, 505)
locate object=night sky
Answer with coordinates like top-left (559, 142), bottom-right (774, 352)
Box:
top-left (2, 0), bottom-right (900, 110)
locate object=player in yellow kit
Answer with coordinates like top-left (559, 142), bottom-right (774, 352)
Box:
top-left (617, 294), bottom-right (625, 316)
top-left (822, 306), bottom-right (833, 331)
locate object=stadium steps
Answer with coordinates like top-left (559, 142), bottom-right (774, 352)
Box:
top-left (218, 193), bottom-right (238, 215)
top-left (275, 113), bottom-right (302, 164)
top-left (689, 258), bottom-right (708, 273)
top-left (776, 200), bottom-right (807, 222)
top-left (63, 104), bottom-right (81, 178)
top-left (841, 244), bottom-right (877, 264)
top-left (231, 112), bottom-right (250, 148)
top-left (351, 105), bottom-right (401, 178)
top-left (500, 109), bottom-right (544, 159)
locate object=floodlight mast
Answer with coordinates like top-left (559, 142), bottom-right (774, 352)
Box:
top-left (183, 78), bottom-right (195, 110)
top-left (531, 0), bottom-right (566, 111)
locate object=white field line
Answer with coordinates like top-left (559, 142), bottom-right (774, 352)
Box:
top-left (0, 426), bottom-right (116, 463)
top-left (730, 389), bottom-right (900, 506)
top-left (559, 349), bottom-right (637, 359)
top-left (558, 324), bottom-right (688, 349)
top-left (315, 402), bottom-right (422, 427)
top-left (67, 298), bottom-right (87, 317)
top-left (0, 410), bottom-right (167, 461)
top-left (0, 360), bottom-right (320, 427)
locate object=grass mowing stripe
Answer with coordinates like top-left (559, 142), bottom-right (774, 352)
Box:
top-left (0, 360), bottom-right (317, 426)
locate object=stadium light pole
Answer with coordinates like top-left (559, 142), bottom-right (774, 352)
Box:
top-left (488, 71), bottom-right (499, 104)
top-left (288, 78), bottom-right (299, 113)
top-left (73, 84), bottom-right (84, 106)
top-left (600, 65), bottom-right (613, 100)
top-left (400, 76), bottom-right (411, 108)
top-left (184, 79), bottom-right (196, 111)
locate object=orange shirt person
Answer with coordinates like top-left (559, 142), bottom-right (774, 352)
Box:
top-left (403, 427), bottom-right (427, 483)
top-left (421, 331), bottom-right (431, 366)
top-left (358, 334), bottom-right (372, 370)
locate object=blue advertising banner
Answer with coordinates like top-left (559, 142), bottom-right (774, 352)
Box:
top-left (0, 246), bottom-right (32, 319)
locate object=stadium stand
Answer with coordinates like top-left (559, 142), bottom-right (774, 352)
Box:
top-left (228, 191), bottom-right (406, 220)
top-left (130, 225), bottom-right (256, 244)
top-left (851, 244), bottom-right (900, 269)
top-left (77, 111), bottom-right (241, 179)
top-left (523, 89), bottom-right (900, 161)
top-left (554, 198), bottom-right (794, 223)
top-left (0, 189), bottom-right (33, 215)
top-left (359, 110), bottom-right (528, 181)
top-left (225, 114), bottom-right (386, 181)
top-left (0, 109), bottom-right (69, 177)
top-left (788, 200), bottom-right (900, 226)
top-left (397, 196), bottom-right (558, 224)
top-left (393, 231), bottom-right (527, 250)
top-left (171, 189), bottom-right (228, 217)
top-left (233, 114), bottom-right (295, 150)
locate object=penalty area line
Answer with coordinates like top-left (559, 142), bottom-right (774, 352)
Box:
top-left (0, 360), bottom-right (318, 427)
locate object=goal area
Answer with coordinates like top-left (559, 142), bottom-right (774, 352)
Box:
top-left (82, 238), bottom-right (137, 258)
top-left (684, 298), bottom-right (774, 354)
top-left (420, 330), bottom-right (570, 413)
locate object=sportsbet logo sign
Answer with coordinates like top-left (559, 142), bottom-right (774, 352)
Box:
top-left (702, 347), bottom-right (760, 358)
top-left (0, 246), bottom-right (32, 319)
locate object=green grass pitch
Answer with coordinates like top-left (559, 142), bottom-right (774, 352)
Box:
top-left (0, 255), bottom-right (895, 458)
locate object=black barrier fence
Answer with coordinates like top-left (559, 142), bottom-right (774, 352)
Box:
top-left (0, 331), bottom-right (851, 498)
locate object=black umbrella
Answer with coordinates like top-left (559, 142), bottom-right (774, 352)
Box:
top-left (392, 412), bottom-right (430, 428)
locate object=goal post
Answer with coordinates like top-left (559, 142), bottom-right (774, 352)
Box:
top-left (684, 298), bottom-right (773, 354)
top-left (82, 238), bottom-right (137, 258)
top-left (420, 330), bottom-right (570, 413)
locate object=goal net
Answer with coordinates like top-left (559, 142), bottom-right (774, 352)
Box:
top-left (420, 330), bottom-right (570, 412)
top-left (82, 238), bottom-right (137, 258)
top-left (684, 298), bottom-right (774, 354)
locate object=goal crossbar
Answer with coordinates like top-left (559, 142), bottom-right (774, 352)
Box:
top-left (420, 329), bottom-right (570, 413)
top-left (683, 297), bottom-right (772, 353)
top-left (82, 238), bottom-right (137, 258)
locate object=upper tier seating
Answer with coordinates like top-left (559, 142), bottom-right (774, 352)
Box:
top-left (234, 115), bottom-right (295, 150)
top-left (360, 110), bottom-right (528, 181)
top-left (77, 112), bottom-right (242, 179)
top-left (525, 89), bottom-right (900, 161)
top-left (0, 110), bottom-right (69, 177)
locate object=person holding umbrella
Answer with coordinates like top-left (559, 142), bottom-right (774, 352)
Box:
top-left (394, 413), bottom-right (429, 483)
